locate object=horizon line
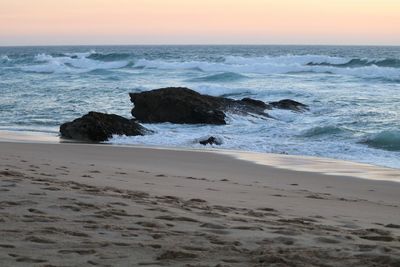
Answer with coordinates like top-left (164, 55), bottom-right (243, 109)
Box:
top-left (1, 43), bottom-right (399, 48)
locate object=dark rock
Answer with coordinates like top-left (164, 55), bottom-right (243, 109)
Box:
top-left (130, 87), bottom-right (270, 125)
top-left (198, 136), bottom-right (223, 146)
top-left (269, 99), bottom-right (309, 112)
top-left (60, 112), bottom-right (150, 142)
top-left (385, 224), bottom-right (400, 229)
top-left (130, 87), bottom-right (226, 125)
top-left (240, 98), bottom-right (271, 109)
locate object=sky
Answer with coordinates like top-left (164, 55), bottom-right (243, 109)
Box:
top-left (0, 0), bottom-right (399, 46)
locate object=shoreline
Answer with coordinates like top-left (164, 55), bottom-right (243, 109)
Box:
top-left (0, 141), bottom-right (399, 265)
top-left (1, 129), bottom-right (399, 183)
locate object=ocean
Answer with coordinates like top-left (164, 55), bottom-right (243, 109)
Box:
top-left (0, 45), bottom-right (399, 168)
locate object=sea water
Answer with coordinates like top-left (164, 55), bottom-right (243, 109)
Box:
top-left (0, 45), bottom-right (399, 168)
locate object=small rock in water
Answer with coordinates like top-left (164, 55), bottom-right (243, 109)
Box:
top-left (198, 136), bottom-right (223, 146)
top-left (269, 99), bottom-right (309, 112)
top-left (241, 97), bottom-right (271, 109)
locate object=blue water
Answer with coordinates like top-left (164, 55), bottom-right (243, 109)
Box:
top-left (1, 45), bottom-right (400, 168)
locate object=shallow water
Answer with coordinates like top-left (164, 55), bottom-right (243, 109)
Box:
top-left (1, 45), bottom-right (399, 168)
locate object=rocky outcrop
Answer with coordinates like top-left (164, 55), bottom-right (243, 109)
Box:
top-left (269, 99), bottom-right (309, 112)
top-left (60, 112), bottom-right (150, 142)
top-left (241, 98), bottom-right (271, 109)
top-left (198, 136), bottom-right (223, 146)
top-left (129, 87), bottom-right (270, 125)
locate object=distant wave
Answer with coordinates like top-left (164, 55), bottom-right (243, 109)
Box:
top-left (301, 125), bottom-right (347, 137)
top-left (87, 52), bottom-right (131, 62)
top-left (224, 54), bottom-right (349, 65)
top-left (362, 130), bottom-right (400, 151)
top-left (21, 51), bottom-right (130, 74)
top-left (308, 58), bottom-right (400, 68)
top-left (187, 72), bottom-right (248, 82)
top-left (1, 55), bottom-right (11, 62)
top-left (133, 55), bottom-right (400, 81)
top-left (6, 51), bottom-right (400, 81)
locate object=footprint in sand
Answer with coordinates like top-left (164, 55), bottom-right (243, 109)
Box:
top-left (157, 250), bottom-right (198, 260)
top-left (39, 173), bottom-right (56, 177)
top-left (200, 222), bottom-right (226, 230)
top-left (257, 207), bottom-right (278, 212)
top-left (156, 215), bottom-right (199, 223)
top-left (58, 249), bottom-right (96, 255)
top-left (385, 224), bottom-right (400, 229)
top-left (25, 236), bottom-right (55, 244)
top-left (352, 228), bottom-right (396, 242)
top-left (108, 201), bottom-right (129, 207)
top-left (58, 205), bottom-right (81, 212)
top-left (272, 236), bottom-right (296, 245)
top-left (314, 236), bottom-right (341, 244)
top-left (0, 244), bottom-right (15, 248)
top-left (15, 257), bottom-right (47, 263)
top-left (306, 194), bottom-right (326, 200)
top-left (0, 170), bottom-right (24, 177)
top-left (273, 228), bottom-right (302, 236)
top-left (136, 221), bottom-right (165, 228)
top-left (27, 208), bottom-right (46, 214)
top-left (29, 165), bottom-right (40, 169)
top-left (43, 187), bottom-right (62, 191)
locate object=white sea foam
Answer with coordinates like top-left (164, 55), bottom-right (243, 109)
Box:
top-left (108, 97), bottom-right (400, 170)
top-left (133, 55), bottom-right (400, 81)
top-left (23, 52), bottom-right (129, 73)
top-left (0, 55), bottom-right (11, 62)
top-left (224, 54), bottom-right (349, 65)
top-left (109, 117), bottom-right (400, 169)
top-left (3, 46), bottom-right (400, 170)
top-left (65, 50), bottom-right (96, 58)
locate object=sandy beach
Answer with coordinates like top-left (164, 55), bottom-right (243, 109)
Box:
top-left (0, 141), bottom-right (399, 266)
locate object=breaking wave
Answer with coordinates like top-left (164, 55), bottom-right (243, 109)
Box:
top-left (187, 72), bottom-right (248, 82)
top-left (301, 126), bottom-right (347, 137)
top-left (7, 51), bottom-right (400, 81)
top-left (21, 51), bottom-right (130, 73)
top-left (308, 58), bottom-right (400, 68)
top-left (87, 52), bottom-right (131, 62)
top-left (134, 55), bottom-right (400, 81)
top-left (2, 46), bottom-right (400, 169)
top-left (1, 55), bottom-right (11, 62)
top-left (362, 130), bottom-right (400, 151)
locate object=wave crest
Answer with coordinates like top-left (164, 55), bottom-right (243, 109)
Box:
top-left (363, 130), bottom-right (400, 151)
top-left (87, 52), bottom-right (131, 62)
top-left (1, 55), bottom-right (11, 62)
top-left (301, 126), bottom-right (347, 137)
top-left (308, 58), bottom-right (400, 68)
top-left (133, 54), bottom-right (400, 81)
top-left (187, 72), bottom-right (248, 82)
top-left (22, 51), bottom-right (130, 74)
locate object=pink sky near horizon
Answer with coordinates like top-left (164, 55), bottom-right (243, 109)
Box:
top-left (1, 0), bottom-right (399, 46)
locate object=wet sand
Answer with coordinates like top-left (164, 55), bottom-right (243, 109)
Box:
top-left (0, 141), bottom-right (399, 266)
